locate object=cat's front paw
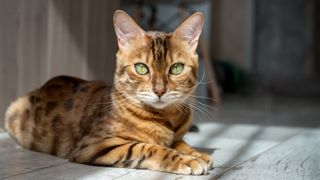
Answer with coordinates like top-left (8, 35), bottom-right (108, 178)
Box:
top-left (190, 151), bottom-right (214, 170)
top-left (174, 155), bottom-right (208, 175)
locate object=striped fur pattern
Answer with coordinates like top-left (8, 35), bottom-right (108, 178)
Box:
top-left (5, 10), bottom-right (213, 175)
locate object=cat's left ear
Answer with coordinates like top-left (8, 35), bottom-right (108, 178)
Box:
top-left (113, 10), bottom-right (146, 50)
top-left (173, 12), bottom-right (204, 51)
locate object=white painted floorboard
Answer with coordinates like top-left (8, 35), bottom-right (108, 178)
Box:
top-left (215, 129), bottom-right (320, 180)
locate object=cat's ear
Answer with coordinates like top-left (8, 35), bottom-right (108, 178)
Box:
top-left (173, 12), bottom-right (204, 51)
top-left (113, 10), bottom-right (146, 50)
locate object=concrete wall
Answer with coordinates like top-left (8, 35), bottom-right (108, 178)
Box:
top-left (255, 0), bottom-right (318, 95)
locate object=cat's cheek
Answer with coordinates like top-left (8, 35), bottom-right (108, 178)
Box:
top-left (168, 75), bottom-right (186, 84)
top-left (127, 69), bottom-right (150, 82)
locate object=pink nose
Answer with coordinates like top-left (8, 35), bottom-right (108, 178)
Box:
top-left (153, 87), bottom-right (166, 97)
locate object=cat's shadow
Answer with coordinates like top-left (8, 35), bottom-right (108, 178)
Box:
top-left (193, 147), bottom-right (218, 155)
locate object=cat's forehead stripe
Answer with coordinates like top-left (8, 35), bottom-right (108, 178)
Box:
top-left (148, 33), bottom-right (170, 68)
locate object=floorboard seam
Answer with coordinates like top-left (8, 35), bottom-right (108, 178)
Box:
top-left (112, 169), bottom-right (138, 179)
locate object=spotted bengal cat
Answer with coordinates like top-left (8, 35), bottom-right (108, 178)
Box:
top-left (5, 10), bottom-right (213, 175)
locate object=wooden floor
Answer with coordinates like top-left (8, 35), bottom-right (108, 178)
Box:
top-left (1, 123), bottom-right (318, 180)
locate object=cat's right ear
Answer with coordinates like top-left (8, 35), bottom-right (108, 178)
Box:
top-left (113, 10), bottom-right (146, 50)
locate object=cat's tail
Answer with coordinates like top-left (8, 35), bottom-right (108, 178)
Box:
top-left (5, 96), bottom-right (34, 148)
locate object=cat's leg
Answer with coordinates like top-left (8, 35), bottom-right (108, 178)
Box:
top-left (172, 140), bottom-right (213, 169)
top-left (72, 137), bottom-right (208, 175)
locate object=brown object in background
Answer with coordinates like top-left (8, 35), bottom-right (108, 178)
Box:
top-left (315, 0), bottom-right (320, 77)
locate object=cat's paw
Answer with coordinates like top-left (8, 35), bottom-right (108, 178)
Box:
top-left (174, 155), bottom-right (208, 175)
top-left (190, 151), bottom-right (214, 170)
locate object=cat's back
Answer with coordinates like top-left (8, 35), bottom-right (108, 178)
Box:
top-left (5, 75), bottom-right (111, 158)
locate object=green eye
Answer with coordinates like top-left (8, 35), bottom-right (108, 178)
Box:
top-left (134, 63), bottom-right (149, 75)
top-left (170, 63), bottom-right (184, 75)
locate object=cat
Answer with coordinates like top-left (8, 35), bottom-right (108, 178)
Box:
top-left (4, 10), bottom-right (213, 175)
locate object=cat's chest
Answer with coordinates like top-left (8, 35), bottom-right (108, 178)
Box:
top-left (111, 104), bottom-right (190, 146)
top-left (112, 116), bottom-right (176, 147)
top-left (144, 123), bottom-right (175, 146)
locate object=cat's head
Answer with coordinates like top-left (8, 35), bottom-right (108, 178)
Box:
top-left (113, 10), bottom-right (204, 109)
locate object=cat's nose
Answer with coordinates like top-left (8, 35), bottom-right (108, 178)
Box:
top-left (153, 87), bottom-right (167, 98)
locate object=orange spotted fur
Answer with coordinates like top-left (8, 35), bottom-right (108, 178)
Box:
top-left (5, 10), bottom-right (213, 175)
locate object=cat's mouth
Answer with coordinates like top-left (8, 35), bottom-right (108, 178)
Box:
top-left (149, 99), bottom-right (169, 109)
top-left (136, 92), bottom-right (180, 109)
top-left (154, 100), bottom-right (165, 104)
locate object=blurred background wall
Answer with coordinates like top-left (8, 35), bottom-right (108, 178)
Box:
top-left (0, 0), bottom-right (119, 127)
top-left (254, 0), bottom-right (317, 95)
top-left (211, 0), bottom-right (319, 96)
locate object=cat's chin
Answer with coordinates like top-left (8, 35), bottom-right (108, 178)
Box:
top-left (147, 101), bottom-right (171, 109)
